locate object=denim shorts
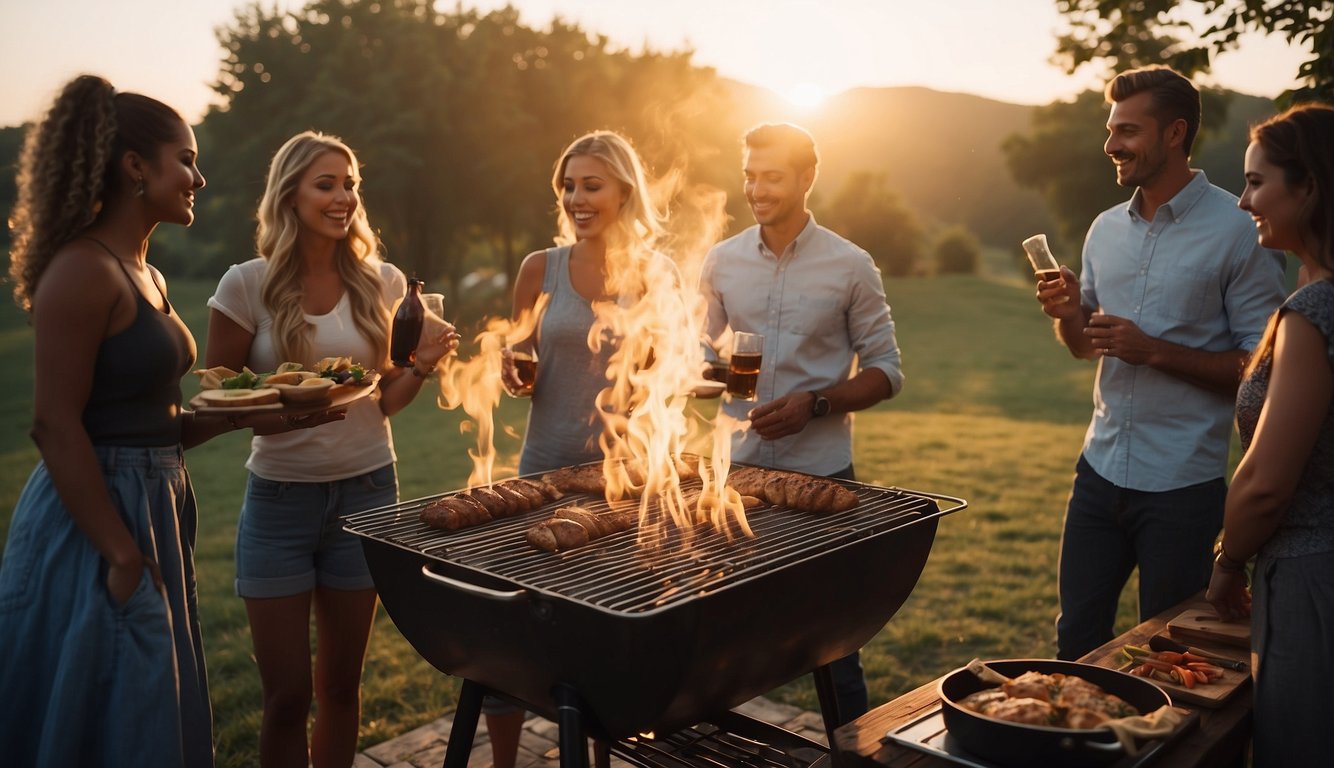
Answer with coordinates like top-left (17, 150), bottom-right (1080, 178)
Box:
top-left (235, 463), bottom-right (397, 598)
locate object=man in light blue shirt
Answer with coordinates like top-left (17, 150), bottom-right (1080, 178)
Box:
top-left (700, 123), bottom-right (904, 722)
top-left (1036, 67), bottom-right (1286, 660)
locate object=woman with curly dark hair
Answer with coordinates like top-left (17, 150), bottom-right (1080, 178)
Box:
top-left (0, 74), bottom-right (330, 767)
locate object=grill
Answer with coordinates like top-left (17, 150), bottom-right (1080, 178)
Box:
top-left (345, 467), bottom-right (964, 768)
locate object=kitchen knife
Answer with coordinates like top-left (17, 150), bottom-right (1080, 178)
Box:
top-left (1149, 633), bottom-right (1248, 671)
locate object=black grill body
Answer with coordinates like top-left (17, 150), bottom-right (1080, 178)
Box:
top-left (346, 476), bottom-right (962, 741)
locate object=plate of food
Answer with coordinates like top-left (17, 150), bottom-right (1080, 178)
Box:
top-left (190, 358), bottom-right (380, 416)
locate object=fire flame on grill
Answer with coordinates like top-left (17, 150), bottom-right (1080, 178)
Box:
top-left (434, 160), bottom-right (751, 546)
top-left (436, 295), bottom-right (547, 488)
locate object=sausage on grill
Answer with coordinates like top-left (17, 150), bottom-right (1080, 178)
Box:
top-left (420, 479), bottom-right (563, 531)
top-left (725, 467), bottom-right (858, 514)
top-left (542, 456), bottom-right (702, 496)
top-left (525, 505), bottom-right (637, 552)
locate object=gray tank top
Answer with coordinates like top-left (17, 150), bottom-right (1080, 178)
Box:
top-left (83, 250), bottom-right (196, 446)
top-left (518, 246), bottom-right (617, 475)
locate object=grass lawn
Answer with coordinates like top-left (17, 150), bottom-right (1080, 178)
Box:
top-left (0, 273), bottom-right (1151, 766)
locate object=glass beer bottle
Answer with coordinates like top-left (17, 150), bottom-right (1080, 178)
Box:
top-left (391, 278), bottom-right (425, 367)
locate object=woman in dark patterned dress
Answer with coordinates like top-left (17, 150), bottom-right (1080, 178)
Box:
top-left (1207, 102), bottom-right (1334, 767)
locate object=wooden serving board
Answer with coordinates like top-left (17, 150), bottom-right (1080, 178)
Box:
top-left (1167, 607), bottom-right (1250, 650)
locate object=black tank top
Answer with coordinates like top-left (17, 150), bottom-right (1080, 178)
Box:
top-left (81, 249), bottom-right (197, 447)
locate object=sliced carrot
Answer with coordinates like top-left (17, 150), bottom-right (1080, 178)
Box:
top-left (1173, 666), bottom-right (1196, 688)
top-left (1153, 651), bottom-right (1185, 665)
top-left (1137, 657), bottom-right (1178, 672)
top-left (1185, 662), bottom-right (1223, 682)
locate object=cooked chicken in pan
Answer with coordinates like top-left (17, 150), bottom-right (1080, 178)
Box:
top-left (959, 670), bottom-right (1139, 729)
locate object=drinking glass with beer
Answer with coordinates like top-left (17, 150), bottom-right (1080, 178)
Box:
top-left (1022, 233), bottom-right (1068, 303)
top-left (506, 348), bottom-right (538, 396)
top-left (726, 332), bottom-right (764, 400)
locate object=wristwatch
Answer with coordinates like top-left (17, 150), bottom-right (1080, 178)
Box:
top-left (809, 391), bottom-right (831, 418)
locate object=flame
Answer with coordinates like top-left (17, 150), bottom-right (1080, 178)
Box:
top-left (588, 178), bottom-right (754, 547)
top-left (433, 161), bottom-right (751, 548)
top-left (436, 295), bottom-right (547, 488)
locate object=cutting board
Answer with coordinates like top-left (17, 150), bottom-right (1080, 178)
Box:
top-left (1118, 652), bottom-right (1248, 709)
top-left (1167, 607), bottom-right (1250, 649)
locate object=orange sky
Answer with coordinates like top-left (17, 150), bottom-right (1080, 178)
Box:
top-left (0, 0), bottom-right (1310, 126)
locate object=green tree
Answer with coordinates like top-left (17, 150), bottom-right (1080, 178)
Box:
top-left (0, 125), bottom-right (24, 256)
top-left (1001, 91), bottom-right (1123, 260)
top-left (933, 226), bottom-right (983, 275)
top-left (1001, 82), bottom-right (1242, 269)
top-left (193, 0), bottom-right (735, 320)
top-left (821, 171), bottom-right (924, 278)
top-left (1053, 0), bottom-right (1333, 105)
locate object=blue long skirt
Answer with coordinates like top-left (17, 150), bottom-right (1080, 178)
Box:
top-left (0, 445), bottom-right (213, 767)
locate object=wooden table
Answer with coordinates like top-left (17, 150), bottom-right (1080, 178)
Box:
top-left (832, 595), bottom-right (1252, 768)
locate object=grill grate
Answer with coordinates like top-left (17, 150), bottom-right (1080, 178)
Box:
top-left (344, 476), bottom-right (960, 615)
top-left (611, 721), bottom-right (829, 768)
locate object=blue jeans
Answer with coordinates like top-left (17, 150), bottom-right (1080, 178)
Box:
top-left (0, 446), bottom-right (212, 767)
top-left (1055, 455), bottom-right (1224, 660)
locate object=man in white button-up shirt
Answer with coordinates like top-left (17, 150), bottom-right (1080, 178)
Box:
top-left (1036, 67), bottom-right (1286, 661)
top-left (700, 123), bottom-right (904, 723)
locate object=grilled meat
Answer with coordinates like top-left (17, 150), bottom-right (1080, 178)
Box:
top-left (525, 505), bottom-right (638, 552)
top-left (542, 456), bottom-right (702, 496)
top-left (725, 467), bottom-right (858, 514)
top-left (958, 670), bottom-right (1139, 729)
top-left (420, 478), bottom-right (563, 531)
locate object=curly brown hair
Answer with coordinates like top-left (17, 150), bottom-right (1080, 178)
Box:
top-left (7, 74), bottom-right (184, 312)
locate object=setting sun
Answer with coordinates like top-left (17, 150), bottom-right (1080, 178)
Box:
top-left (782, 81), bottom-right (830, 109)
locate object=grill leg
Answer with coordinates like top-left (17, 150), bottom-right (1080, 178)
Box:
top-left (554, 684), bottom-right (590, 768)
top-left (442, 679), bottom-right (485, 768)
top-left (593, 740), bottom-right (611, 768)
top-left (812, 663), bottom-right (842, 747)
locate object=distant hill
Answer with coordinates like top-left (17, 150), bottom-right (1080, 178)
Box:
top-left (0, 85), bottom-right (1279, 267)
top-left (718, 81), bottom-right (1279, 252)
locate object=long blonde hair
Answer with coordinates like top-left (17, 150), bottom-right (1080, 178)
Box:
top-left (551, 131), bottom-right (665, 299)
top-left (8, 75), bottom-right (185, 312)
top-left (256, 131), bottom-right (389, 365)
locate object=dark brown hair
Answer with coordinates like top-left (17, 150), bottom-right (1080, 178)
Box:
top-left (1105, 66), bottom-right (1201, 155)
top-left (1242, 102), bottom-right (1334, 378)
top-left (1250, 103), bottom-right (1334, 273)
top-left (7, 74), bottom-right (185, 312)
top-left (744, 122), bottom-right (819, 174)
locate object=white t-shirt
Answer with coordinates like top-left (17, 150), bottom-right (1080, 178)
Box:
top-left (208, 257), bottom-right (406, 482)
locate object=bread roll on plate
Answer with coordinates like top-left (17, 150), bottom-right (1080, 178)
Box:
top-left (273, 377), bottom-right (335, 404)
top-left (197, 387), bottom-right (281, 407)
top-left (265, 370), bottom-right (318, 386)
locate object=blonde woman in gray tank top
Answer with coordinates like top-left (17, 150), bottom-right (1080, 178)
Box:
top-left (495, 130), bottom-right (668, 767)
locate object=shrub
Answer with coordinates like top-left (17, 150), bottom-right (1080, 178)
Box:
top-left (934, 227), bottom-right (982, 275)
